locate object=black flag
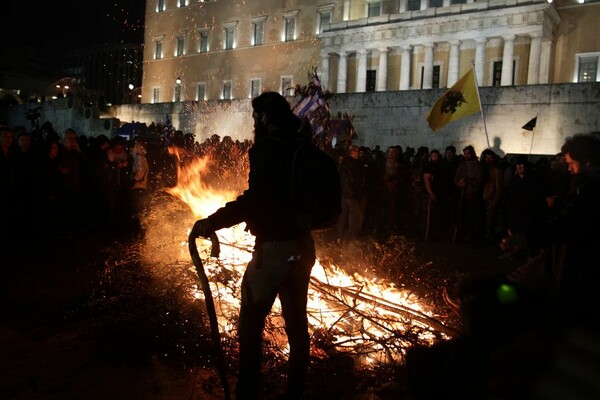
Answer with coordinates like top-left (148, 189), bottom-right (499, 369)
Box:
top-left (522, 117), bottom-right (537, 131)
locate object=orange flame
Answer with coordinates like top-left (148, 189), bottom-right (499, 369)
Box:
top-left (150, 155), bottom-right (452, 366)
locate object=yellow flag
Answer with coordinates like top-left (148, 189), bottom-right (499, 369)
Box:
top-left (426, 68), bottom-right (481, 132)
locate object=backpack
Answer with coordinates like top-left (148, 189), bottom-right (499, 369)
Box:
top-left (289, 141), bottom-right (342, 231)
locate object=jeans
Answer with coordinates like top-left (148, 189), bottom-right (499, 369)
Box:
top-left (236, 236), bottom-right (315, 400)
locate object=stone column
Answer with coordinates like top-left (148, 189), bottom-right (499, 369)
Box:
top-left (443, 0), bottom-right (450, 6)
top-left (475, 38), bottom-right (486, 85)
top-left (377, 47), bottom-right (388, 91)
top-left (422, 43), bottom-right (434, 89)
top-left (398, 0), bottom-right (407, 13)
top-left (448, 40), bottom-right (460, 87)
top-left (343, 0), bottom-right (350, 21)
top-left (357, 49), bottom-right (368, 92)
top-left (539, 40), bottom-right (551, 84)
top-left (527, 33), bottom-right (542, 85)
top-left (321, 51), bottom-right (330, 91)
top-left (337, 51), bottom-right (348, 93)
top-left (501, 35), bottom-right (516, 86)
top-left (400, 45), bottom-right (411, 90)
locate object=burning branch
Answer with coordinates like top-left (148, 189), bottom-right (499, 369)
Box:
top-left (101, 152), bottom-right (459, 372)
top-left (309, 276), bottom-right (457, 338)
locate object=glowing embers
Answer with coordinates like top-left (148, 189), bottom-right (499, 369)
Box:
top-left (189, 231), bottom-right (451, 366)
top-left (146, 154), bottom-right (454, 367)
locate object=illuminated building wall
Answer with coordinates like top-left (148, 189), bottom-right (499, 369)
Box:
top-left (142, 0), bottom-right (599, 103)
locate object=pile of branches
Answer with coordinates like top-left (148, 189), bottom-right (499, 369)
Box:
top-left (82, 147), bottom-right (462, 396)
top-left (88, 231), bottom-right (459, 361)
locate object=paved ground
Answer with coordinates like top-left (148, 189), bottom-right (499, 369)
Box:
top-left (0, 229), bottom-right (523, 400)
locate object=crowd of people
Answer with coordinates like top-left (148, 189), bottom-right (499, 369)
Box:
top-left (406, 132), bottom-right (600, 400)
top-left (2, 110), bottom-right (599, 399)
top-left (1, 121), bottom-right (171, 241)
top-left (0, 118), bottom-right (580, 259)
top-left (331, 140), bottom-right (572, 260)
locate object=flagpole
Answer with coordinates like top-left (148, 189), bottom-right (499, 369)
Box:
top-left (528, 115), bottom-right (538, 159)
top-left (471, 63), bottom-right (491, 150)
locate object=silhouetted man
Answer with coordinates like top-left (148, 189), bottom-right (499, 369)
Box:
top-left (192, 92), bottom-right (316, 400)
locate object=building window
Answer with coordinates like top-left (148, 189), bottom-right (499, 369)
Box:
top-left (367, 1), bottom-right (382, 17)
top-left (153, 87), bottom-right (160, 103)
top-left (366, 70), bottom-right (376, 91)
top-left (283, 12), bottom-right (298, 42)
top-left (450, 0), bottom-right (466, 4)
top-left (284, 17), bottom-right (296, 41)
top-left (493, 61), bottom-right (502, 86)
top-left (176, 36), bottom-right (185, 56)
top-left (174, 83), bottom-right (182, 102)
top-left (576, 54), bottom-right (599, 82)
top-left (196, 83), bottom-right (207, 101)
top-left (252, 19), bottom-right (265, 46)
top-left (317, 10), bottom-right (332, 34)
top-left (433, 65), bottom-right (441, 88)
top-left (225, 25), bottom-right (235, 50)
top-left (419, 65), bottom-right (441, 88)
top-left (407, 0), bottom-right (421, 11)
top-left (250, 78), bottom-right (262, 98)
top-left (281, 76), bottom-right (294, 96)
top-left (178, 0), bottom-right (187, 7)
top-left (155, 40), bottom-right (163, 59)
top-left (199, 30), bottom-right (209, 53)
top-left (493, 60), bottom-right (516, 86)
top-left (157, 0), bottom-right (165, 12)
top-left (222, 80), bottom-right (232, 99)
top-left (429, 0), bottom-right (443, 7)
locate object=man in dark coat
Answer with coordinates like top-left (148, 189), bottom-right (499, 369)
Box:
top-left (508, 133), bottom-right (600, 320)
top-left (192, 92), bottom-right (316, 400)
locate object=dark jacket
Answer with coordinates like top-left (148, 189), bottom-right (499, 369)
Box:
top-left (517, 169), bottom-right (600, 317)
top-left (207, 128), bottom-right (308, 242)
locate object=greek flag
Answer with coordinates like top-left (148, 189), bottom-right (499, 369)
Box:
top-left (292, 69), bottom-right (327, 137)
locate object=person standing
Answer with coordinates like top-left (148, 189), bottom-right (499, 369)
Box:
top-left (191, 92), bottom-right (318, 400)
top-left (507, 133), bottom-right (600, 323)
top-left (454, 145), bottom-right (485, 246)
top-left (422, 150), bottom-right (448, 241)
top-left (481, 149), bottom-right (504, 243)
top-left (57, 128), bottom-right (88, 233)
top-left (130, 139), bottom-right (150, 238)
top-left (0, 127), bottom-right (18, 240)
top-left (337, 144), bottom-right (366, 241)
top-left (105, 136), bottom-right (130, 230)
top-left (504, 155), bottom-right (542, 256)
top-left (409, 146), bottom-right (430, 236)
top-left (380, 145), bottom-right (405, 236)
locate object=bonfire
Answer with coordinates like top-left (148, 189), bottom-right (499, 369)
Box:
top-left (94, 144), bottom-right (460, 398)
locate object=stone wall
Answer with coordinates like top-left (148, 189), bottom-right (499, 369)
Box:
top-left (9, 82), bottom-right (599, 156)
top-left (8, 96), bottom-right (119, 138)
top-left (332, 82), bottom-right (600, 156)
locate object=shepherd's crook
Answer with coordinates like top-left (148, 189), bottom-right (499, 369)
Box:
top-left (188, 232), bottom-right (231, 400)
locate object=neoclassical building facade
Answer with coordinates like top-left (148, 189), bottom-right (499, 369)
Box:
top-left (141, 0), bottom-right (599, 103)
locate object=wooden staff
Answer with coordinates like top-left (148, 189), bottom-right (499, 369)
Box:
top-left (188, 232), bottom-right (231, 400)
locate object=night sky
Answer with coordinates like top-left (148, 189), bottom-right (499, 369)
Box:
top-left (6, 0), bottom-right (146, 57)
